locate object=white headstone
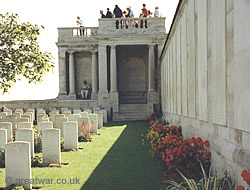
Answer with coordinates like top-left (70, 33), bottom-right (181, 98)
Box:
top-left (5, 110), bottom-right (12, 116)
top-left (93, 107), bottom-right (100, 112)
top-left (69, 114), bottom-right (81, 122)
top-left (63, 121), bottom-right (78, 150)
top-left (55, 117), bottom-right (68, 137)
top-left (95, 111), bottom-right (103, 129)
top-left (0, 122), bottom-right (12, 142)
top-left (100, 109), bottom-right (108, 123)
top-left (78, 117), bottom-right (91, 137)
top-left (37, 114), bottom-right (49, 123)
top-left (42, 128), bottom-right (61, 165)
top-left (80, 112), bottom-right (88, 118)
top-left (0, 112), bottom-right (7, 119)
top-left (5, 141), bottom-right (32, 190)
top-left (84, 109), bottom-right (92, 114)
top-left (16, 129), bottom-right (34, 157)
top-left (38, 122), bottom-right (53, 134)
top-left (88, 114), bottom-right (98, 134)
top-left (0, 129), bottom-right (7, 148)
top-left (21, 114), bottom-right (31, 122)
top-left (73, 109), bottom-right (81, 114)
top-left (17, 122), bottom-right (32, 129)
top-left (62, 110), bottom-right (71, 118)
top-left (14, 112), bottom-right (21, 119)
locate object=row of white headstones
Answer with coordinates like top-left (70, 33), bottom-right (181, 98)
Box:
top-left (0, 107), bottom-right (107, 189)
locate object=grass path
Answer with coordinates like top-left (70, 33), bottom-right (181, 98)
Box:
top-left (0, 121), bottom-right (163, 190)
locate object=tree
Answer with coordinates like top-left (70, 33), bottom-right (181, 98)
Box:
top-left (0, 12), bottom-right (55, 93)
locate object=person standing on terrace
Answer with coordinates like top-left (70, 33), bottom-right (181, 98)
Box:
top-left (106, 8), bottom-right (112, 18)
top-left (154, 7), bottom-right (160, 17)
top-left (100, 10), bottom-right (106, 18)
top-left (113, 5), bottom-right (122, 29)
top-left (141, 4), bottom-right (148, 28)
top-left (76, 16), bottom-right (84, 36)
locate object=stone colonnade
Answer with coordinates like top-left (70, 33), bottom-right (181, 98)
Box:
top-left (64, 44), bottom-right (157, 102)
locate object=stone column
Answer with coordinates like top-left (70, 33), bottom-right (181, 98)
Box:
top-left (110, 45), bottom-right (119, 112)
top-left (110, 45), bottom-right (117, 92)
top-left (91, 51), bottom-right (98, 100)
top-left (98, 45), bottom-right (109, 106)
top-left (148, 44), bottom-right (155, 91)
top-left (68, 51), bottom-right (76, 99)
top-left (58, 48), bottom-right (67, 99)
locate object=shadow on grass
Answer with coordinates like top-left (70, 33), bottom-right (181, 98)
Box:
top-left (81, 120), bottom-right (163, 190)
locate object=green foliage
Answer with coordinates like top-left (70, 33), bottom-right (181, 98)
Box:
top-left (5, 184), bottom-right (24, 190)
top-left (60, 137), bottom-right (64, 150)
top-left (0, 12), bottom-right (54, 93)
top-left (78, 135), bottom-right (92, 142)
top-left (31, 155), bottom-right (43, 167)
top-left (165, 163), bottom-right (234, 190)
top-left (0, 147), bottom-right (5, 168)
top-left (33, 126), bottom-right (42, 153)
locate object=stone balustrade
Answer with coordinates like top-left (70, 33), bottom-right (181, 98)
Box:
top-left (58, 27), bottom-right (98, 42)
top-left (98, 17), bottom-right (166, 35)
top-left (58, 18), bottom-right (166, 42)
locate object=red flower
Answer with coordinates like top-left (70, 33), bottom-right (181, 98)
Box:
top-left (241, 170), bottom-right (248, 178)
top-left (165, 158), bottom-right (170, 164)
top-left (236, 185), bottom-right (245, 190)
top-left (204, 140), bottom-right (210, 147)
top-left (149, 149), bottom-right (152, 153)
top-left (154, 148), bottom-right (157, 152)
top-left (149, 120), bottom-right (154, 125)
top-left (202, 151), bottom-right (211, 159)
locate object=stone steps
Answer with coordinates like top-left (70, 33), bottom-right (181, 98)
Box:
top-left (119, 91), bottom-right (147, 104)
top-left (113, 104), bottom-right (149, 121)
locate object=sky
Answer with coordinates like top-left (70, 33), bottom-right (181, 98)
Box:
top-left (0, 0), bottom-right (179, 101)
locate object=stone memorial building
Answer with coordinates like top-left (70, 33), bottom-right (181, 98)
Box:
top-left (56, 17), bottom-right (167, 120)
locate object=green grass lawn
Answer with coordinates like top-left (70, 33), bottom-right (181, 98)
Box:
top-left (0, 121), bottom-right (163, 190)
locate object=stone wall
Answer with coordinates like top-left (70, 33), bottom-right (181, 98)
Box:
top-left (74, 52), bottom-right (92, 94)
top-left (160, 0), bottom-right (250, 187)
top-left (117, 45), bottom-right (148, 92)
top-left (0, 100), bottom-right (98, 112)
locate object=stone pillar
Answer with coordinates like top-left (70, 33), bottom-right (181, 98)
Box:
top-left (148, 44), bottom-right (155, 91)
top-left (5, 142), bottom-right (32, 190)
top-left (16, 129), bottom-right (34, 157)
top-left (68, 51), bottom-right (76, 99)
top-left (63, 121), bottom-right (78, 150)
top-left (98, 45), bottom-right (109, 106)
top-left (91, 51), bottom-right (98, 100)
top-left (58, 48), bottom-right (67, 99)
top-left (110, 45), bottom-right (119, 112)
top-left (110, 45), bottom-right (117, 92)
top-left (42, 129), bottom-right (61, 165)
top-left (0, 129), bottom-right (7, 148)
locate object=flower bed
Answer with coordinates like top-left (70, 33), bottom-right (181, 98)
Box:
top-left (144, 118), bottom-right (211, 182)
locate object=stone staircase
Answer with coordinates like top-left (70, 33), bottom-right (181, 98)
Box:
top-left (113, 104), bottom-right (149, 121)
top-left (119, 91), bottom-right (147, 104)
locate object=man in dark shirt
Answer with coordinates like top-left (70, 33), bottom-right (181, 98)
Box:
top-left (106, 8), bottom-right (112, 18)
top-left (113, 5), bottom-right (122, 29)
